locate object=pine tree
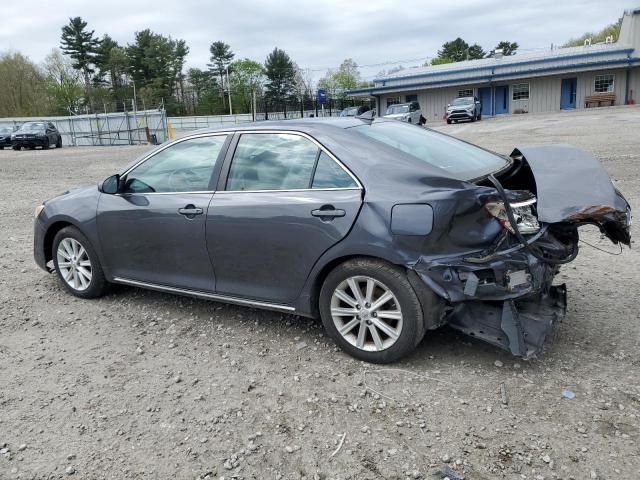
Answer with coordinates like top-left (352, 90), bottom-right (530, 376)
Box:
top-left (207, 41), bottom-right (234, 108)
top-left (264, 48), bottom-right (296, 104)
top-left (60, 17), bottom-right (100, 107)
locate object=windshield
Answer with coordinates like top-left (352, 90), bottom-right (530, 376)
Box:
top-left (0, 127), bottom-right (12, 134)
top-left (452, 97), bottom-right (473, 106)
top-left (340, 107), bottom-right (358, 117)
top-left (386, 104), bottom-right (409, 115)
top-left (20, 122), bottom-right (46, 131)
top-left (351, 121), bottom-right (508, 180)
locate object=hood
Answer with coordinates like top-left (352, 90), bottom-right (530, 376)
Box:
top-left (448, 103), bottom-right (474, 110)
top-left (505, 145), bottom-right (631, 245)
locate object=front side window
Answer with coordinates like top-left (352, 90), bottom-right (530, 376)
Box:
top-left (352, 121), bottom-right (508, 180)
top-left (512, 83), bottom-right (529, 100)
top-left (123, 135), bottom-right (227, 193)
top-left (594, 74), bottom-right (614, 93)
top-left (225, 133), bottom-right (358, 191)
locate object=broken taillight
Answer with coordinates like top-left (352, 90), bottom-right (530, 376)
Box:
top-left (485, 196), bottom-right (541, 234)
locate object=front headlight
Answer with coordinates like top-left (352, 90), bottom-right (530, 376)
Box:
top-left (35, 205), bottom-right (45, 218)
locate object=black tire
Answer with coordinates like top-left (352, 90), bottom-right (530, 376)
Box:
top-left (52, 226), bottom-right (108, 299)
top-left (470, 115), bottom-right (476, 122)
top-left (446, 119), bottom-right (452, 124)
top-left (12, 145), bottom-right (20, 151)
top-left (419, 115), bottom-right (426, 125)
top-left (0, 146), bottom-right (3, 150)
top-left (56, 136), bottom-right (62, 148)
top-left (407, 118), bottom-right (412, 124)
top-left (477, 114), bottom-right (482, 121)
top-left (319, 258), bottom-right (425, 364)
top-left (42, 137), bottom-right (50, 150)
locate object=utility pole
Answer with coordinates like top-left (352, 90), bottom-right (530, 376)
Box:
top-left (226, 66), bottom-right (233, 115)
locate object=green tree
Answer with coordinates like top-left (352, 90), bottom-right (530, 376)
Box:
top-left (207, 41), bottom-right (234, 109)
top-left (0, 52), bottom-right (48, 117)
top-left (229, 58), bottom-right (264, 112)
top-left (318, 58), bottom-right (361, 99)
top-left (127, 29), bottom-right (189, 113)
top-left (60, 17), bottom-right (100, 105)
top-left (93, 34), bottom-right (130, 104)
top-left (264, 47), bottom-right (296, 104)
top-left (43, 48), bottom-right (83, 114)
top-left (492, 41), bottom-right (519, 56)
top-left (429, 56), bottom-right (453, 66)
top-left (563, 19), bottom-right (622, 47)
top-left (436, 38), bottom-right (485, 62)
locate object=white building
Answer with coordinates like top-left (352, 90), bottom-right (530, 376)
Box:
top-left (348, 7), bottom-right (640, 121)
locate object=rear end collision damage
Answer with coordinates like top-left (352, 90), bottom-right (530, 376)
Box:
top-left (409, 144), bottom-right (631, 358)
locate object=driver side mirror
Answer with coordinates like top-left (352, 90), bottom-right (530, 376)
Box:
top-left (100, 174), bottom-right (122, 194)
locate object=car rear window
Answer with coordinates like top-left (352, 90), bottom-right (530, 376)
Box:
top-left (351, 121), bottom-right (508, 180)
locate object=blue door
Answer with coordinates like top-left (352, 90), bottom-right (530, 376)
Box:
top-left (560, 78), bottom-right (577, 109)
top-left (494, 86), bottom-right (509, 114)
top-left (478, 87), bottom-right (492, 116)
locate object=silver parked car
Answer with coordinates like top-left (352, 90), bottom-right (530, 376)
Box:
top-left (446, 96), bottom-right (482, 123)
top-left (384, 101), bottom-right (426, 125)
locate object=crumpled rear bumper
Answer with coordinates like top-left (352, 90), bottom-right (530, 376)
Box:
top-left (410, 229), bottom-right (571, 358)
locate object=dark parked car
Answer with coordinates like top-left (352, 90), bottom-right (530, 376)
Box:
top-left (0, 127), bottom-right (13, 149)
top-left (340, 105), bottom-right (371, 117)
top-left (33, 118), bottom-right (631, 363)
top-left (12, 121), bottom-right (62, 150)
top-left (446, 96), bottom-right (482, 123)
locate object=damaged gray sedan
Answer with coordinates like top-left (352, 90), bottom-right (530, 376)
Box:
top-left (33, 118), bottom-right (631, 363)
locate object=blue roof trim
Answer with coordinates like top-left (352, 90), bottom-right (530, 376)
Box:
top-left (372, 48), bottom-right (635, 84)
top-left (348, 57), bottom-right (640, 95)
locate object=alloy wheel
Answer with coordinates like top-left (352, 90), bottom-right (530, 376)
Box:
top-left (56, 238), bottom-right (93, 291)
top-left (330, 275), bottom-right (403, 352)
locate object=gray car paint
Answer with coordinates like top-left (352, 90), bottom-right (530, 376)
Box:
top-left (33, 118), bottom-right (632, 358)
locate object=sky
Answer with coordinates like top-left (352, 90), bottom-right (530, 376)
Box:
top-left (0, 0), bottom-right (634, 82)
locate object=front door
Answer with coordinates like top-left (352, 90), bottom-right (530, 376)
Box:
top-left (478, 87), bottom-right (492, 116)
top-left (560, 78), bottom-right (577, 109)
top-left (207, 132), bottom-right (362, 304)
top-left (97, 134), bottom-right (229, 292)
top-left (494, 86), bottom-right (509, 114)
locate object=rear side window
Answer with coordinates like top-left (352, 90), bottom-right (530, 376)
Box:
top-left (312, 152), bottom-right (358, 189)
top-left (226, 133), bottom-right (358, 191)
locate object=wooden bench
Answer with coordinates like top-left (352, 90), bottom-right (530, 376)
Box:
top-left (584, 94), bottom-right (616, 108)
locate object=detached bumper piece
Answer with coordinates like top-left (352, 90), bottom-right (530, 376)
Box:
top-left (446, 285), bottom-right (566, 358)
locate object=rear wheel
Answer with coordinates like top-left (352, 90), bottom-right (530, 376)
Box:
top-left (319, 258), bottom-right (424, 364)
top-left (52, 226), bottom-right (108, 298)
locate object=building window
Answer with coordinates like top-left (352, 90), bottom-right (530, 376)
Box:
top-left (594, 74), bottom-right (614, 93)
top-left (386, 96), bottom-right (401, 108)
top-left (458, 89), bottom-right (473, 97)
top-left (512, 83), bottom-right (529, 100)
top-left (405, 94), bottom-right (417, 102)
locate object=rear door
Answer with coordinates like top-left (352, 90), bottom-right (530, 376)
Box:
top-left (206, 131), bottom-right (362, 304)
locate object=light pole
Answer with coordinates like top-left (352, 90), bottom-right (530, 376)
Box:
top-left (226, 65), bottom-right (233, 115)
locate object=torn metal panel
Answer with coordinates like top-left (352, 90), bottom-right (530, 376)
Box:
top-left (446, 285), bottom-right (567, 358)
top-left (510, 144), bottom-right (631, 245)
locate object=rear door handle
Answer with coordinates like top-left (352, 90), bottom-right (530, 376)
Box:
top-left (311, 206), bottom-right (346, 219)
top-left (178, 204), bottom-right (203, 217)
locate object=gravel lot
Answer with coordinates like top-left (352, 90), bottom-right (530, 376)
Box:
top-left (1, 107), bottom-right (639, 480)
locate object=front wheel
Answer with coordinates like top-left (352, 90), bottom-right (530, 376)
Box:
top-left (56, 136), bottom-right (62, 148)
top-left (12, 145), bottom-right (20, 151)
top-left (419, 115), bottom-right (426, 125)
top-left (42, 137), bottom-right (50, 149)
top-left (319, 258), bottom-right (425, 364)
top-left (52, 226), bottom-right (108, 298)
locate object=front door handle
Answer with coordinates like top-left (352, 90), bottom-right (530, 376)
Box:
top-left (311, 206), bottom-right (346, 219)
top-left (178, 204), bottom-right (203, 218)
